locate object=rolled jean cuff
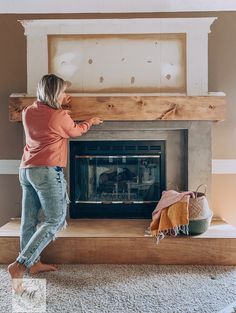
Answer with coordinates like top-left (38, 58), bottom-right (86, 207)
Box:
top-left (16, 255), bottom-right (35, 269)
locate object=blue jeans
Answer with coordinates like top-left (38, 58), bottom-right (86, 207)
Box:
top-left (17, 166), bottom-right (69, 268)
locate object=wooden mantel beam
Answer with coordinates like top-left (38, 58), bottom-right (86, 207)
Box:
top-left (9, 94), bottom-right (226, 122)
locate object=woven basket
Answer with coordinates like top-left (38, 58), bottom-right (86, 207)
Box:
top-left (189, 185), bottom-right (212, 221)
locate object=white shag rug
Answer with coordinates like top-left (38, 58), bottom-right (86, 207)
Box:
top-left (1, 264), bottom-right (236, 313)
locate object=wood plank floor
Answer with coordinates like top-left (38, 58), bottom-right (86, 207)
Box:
top-left (0, 218), bottom-right (236, 265)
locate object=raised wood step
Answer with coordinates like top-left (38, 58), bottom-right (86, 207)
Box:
top-left (0, 218), bottom-right (235, 265)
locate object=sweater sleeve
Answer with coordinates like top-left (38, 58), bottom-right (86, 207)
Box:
top-left (49, 110), bottom-right (92, 138)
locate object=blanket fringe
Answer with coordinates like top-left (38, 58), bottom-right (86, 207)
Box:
top-left (145, 224), bottom-right (189, 244)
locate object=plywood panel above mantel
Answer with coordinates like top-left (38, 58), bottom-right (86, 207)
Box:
top-left (9, 93), bottom-right (226, 122)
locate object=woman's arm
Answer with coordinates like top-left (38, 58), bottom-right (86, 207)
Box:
top-left (49, 110), bottom-right (103, 138)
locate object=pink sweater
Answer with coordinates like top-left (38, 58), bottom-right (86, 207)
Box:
top-left (152, 190), bottom-right (194, 222)
top-left (20, 101), bottom-right (92, 168)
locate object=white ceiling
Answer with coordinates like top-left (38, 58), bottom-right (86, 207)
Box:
top-left (1, 0), bottom-right (236, 14)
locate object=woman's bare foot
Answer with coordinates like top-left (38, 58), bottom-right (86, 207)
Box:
top-left (29, 261), bottom-right (57, 275)
top-left (8, 261), bottom-right (26, 293)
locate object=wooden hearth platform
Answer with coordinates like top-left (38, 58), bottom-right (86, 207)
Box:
top-left (0, 218), bottom-right (236, 265)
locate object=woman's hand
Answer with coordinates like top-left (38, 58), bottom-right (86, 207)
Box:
top-left (88, 117), bottom-right (103, 125)
top-left (62, 94), bottom-right (72, 106)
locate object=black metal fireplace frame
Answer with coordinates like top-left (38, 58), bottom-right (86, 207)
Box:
top-left (69, 140), bottom-right (166, 218)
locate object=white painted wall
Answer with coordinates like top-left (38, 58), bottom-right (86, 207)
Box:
top-left (49, 34), bottom-right (186, 93)
top-left (1, 0), bottom-right (236, 13)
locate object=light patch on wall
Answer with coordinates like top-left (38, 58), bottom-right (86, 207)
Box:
top-left (53, 52), bottom-right (78, 77)
top-left (0, 160), bottom-right (21, 174)
top-left (212, 159), bottom-right (236, 174)
top-left (162, 63), bottom-right (177, 81)
top-left (48, 34), bottom-right (186, 93)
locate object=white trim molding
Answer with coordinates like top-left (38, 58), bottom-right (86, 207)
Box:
top-left (0, 160), bottom-right (20, 175)
top-left (19, 18), bottom-right (216, 96)
top-left (1, 159), bottom-right (236, 175)
top-left (1, 0), bottom-right (236, 14)
top-left (212, 159), bottom-right (236, 174)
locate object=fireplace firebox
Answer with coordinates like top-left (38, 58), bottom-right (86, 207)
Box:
top-left (69, 140), bottom-right (166, 218)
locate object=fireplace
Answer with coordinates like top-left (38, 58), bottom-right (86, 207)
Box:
top-left (10, 18), bottom-right (222, 220)
top-left (69, 124), bottom-right (190, 219)
top-left (69, 140), bottom-right (166, 218)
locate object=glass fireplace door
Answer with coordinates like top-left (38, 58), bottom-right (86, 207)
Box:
top-left (70, 140), bottom-right (165, 218)
top-left (75, 155), bottom-right (161, 203)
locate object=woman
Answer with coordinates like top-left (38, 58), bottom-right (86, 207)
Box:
top-left (8, 74), bottom-right (103, 284)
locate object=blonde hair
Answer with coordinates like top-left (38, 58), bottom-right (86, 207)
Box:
top-left (36, 74), bottom-right (66, 109)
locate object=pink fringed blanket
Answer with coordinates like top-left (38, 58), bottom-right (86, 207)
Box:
top-left (147, 190), bottom-right (194, 241)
